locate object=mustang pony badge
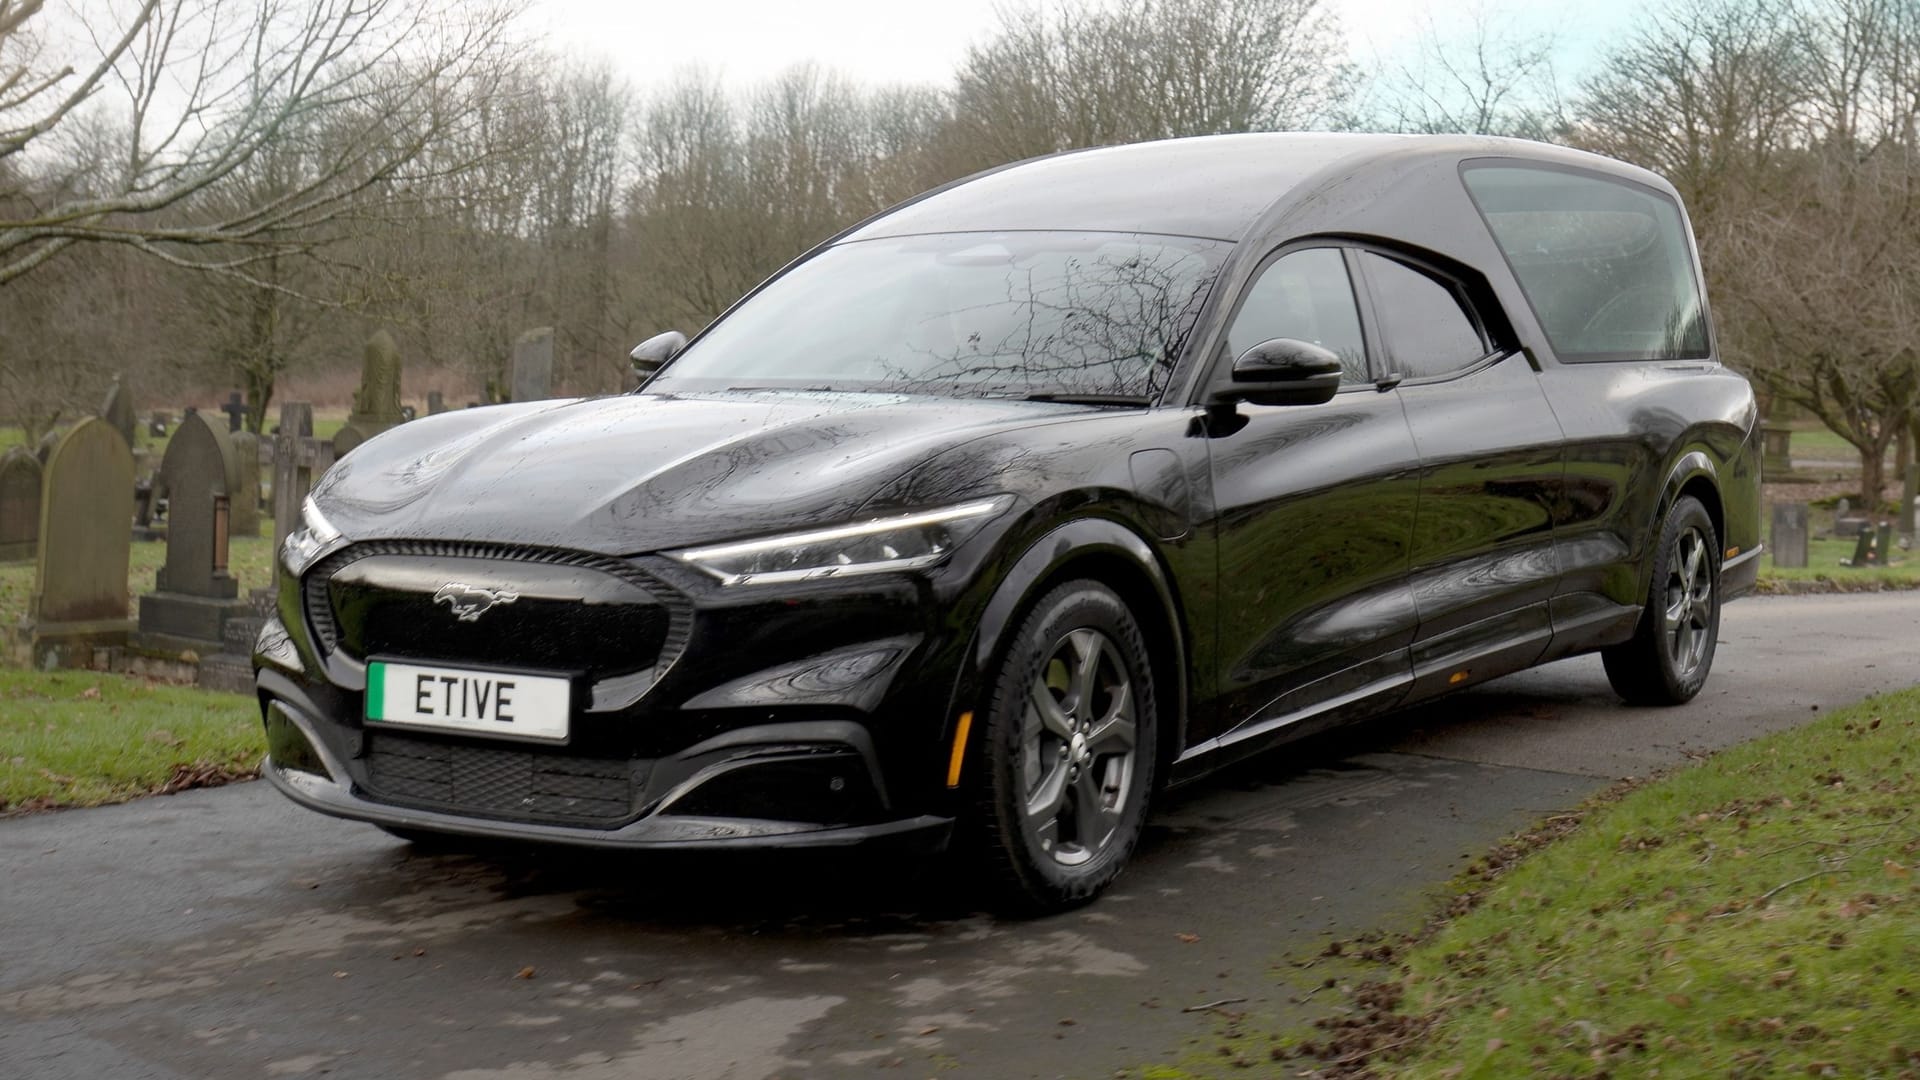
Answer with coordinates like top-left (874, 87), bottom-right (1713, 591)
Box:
top-left (433, 583), bottom-right (520, 622)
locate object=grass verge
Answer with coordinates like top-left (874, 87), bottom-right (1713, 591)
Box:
top-left (0, 669), bottom-right (260, 813)
top-left (1258, 688), bottom-right (1920, 1078)
top-left (1757, 537), bottom-right (1920, 592)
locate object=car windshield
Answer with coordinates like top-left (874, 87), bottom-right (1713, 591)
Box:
top-left (644, 231), bottom-right (1228, 402)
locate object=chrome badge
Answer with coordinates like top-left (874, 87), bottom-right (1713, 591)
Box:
top-left (433, 583), bottom-right (520, 622)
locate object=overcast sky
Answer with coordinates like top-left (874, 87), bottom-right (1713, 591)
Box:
top-left (531, 0), bottom-right (1641, 96)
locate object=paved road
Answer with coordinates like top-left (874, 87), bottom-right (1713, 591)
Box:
top-left (3, 593), bottom-right (1917, 1080)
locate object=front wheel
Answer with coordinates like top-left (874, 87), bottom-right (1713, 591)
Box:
top-left (968, 580), bottom-right (1159, 913)
top-left (1602, 494), bottom-right (1721, 705)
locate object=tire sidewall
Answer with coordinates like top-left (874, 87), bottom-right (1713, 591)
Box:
top-left (1648, 496), bottom-right (1721, 701)
top-left (981, 580), bottom-right (1158, 906)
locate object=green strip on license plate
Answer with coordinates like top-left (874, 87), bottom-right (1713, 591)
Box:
top-left (367, 661), bottom-right (387, 719)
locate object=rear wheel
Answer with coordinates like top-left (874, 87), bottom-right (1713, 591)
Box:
top-left (968, 580), bottom-right (1158, 913)
top-left (1602, 494), bottom-right (1720, 705)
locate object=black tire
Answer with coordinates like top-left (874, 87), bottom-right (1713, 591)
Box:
top-left (1602, 494), bottom-right (1721, 705)
top-left (967, 580), bottom-right (1159, 913)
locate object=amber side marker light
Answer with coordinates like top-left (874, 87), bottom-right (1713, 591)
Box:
top-left (1449, 670), bottom-right (1471, 685)
top-left (1727, 546), bottom-right (1740, 558)
top-left (946, 711), bottom-right (974, 788)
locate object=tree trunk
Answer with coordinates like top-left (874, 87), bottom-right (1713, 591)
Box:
top-left (1861, 443), bottom-right (1888, 513)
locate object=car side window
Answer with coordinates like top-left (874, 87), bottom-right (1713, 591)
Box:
top-left (1227, 248), bottom-right (1370, 386)
top-left (1462, 163), bottom-right (1708, 362)
top-left (1359, 253), bottom-right (1490, 381)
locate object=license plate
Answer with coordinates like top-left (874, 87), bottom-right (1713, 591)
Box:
top-left (366, 661), bottom-right (570, 741)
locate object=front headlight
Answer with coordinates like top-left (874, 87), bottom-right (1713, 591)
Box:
top-left (668, 497), bottom-right (1012, 586)
top-left (280, 495), bottom-right (347, 577)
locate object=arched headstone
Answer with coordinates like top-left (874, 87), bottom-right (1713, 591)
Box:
top-left (137, 411), bottom-right (251, 653)
top-left (28, 418), bottom-right (135, 664)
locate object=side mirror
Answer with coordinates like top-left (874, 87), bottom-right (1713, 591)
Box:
top-left (1209, 338), bottom-right (1343, 408)
top-left (629, 330), bottom-right (687, 376)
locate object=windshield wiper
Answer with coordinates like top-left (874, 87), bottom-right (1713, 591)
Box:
top-left (1022, 392), bottom-right (1152, 407)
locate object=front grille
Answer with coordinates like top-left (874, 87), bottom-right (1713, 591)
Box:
top-left (363, 732), bottom-right (638, 826)
top-left (305, 541), bottom-right (689, 680)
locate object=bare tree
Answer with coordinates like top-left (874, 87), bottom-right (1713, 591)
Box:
top-left (0, 0), bottom-right (522, 287)
top-left (946, 0), bottom-right (1353, 165)
top-left (1352, 2), bottom-right (1566, 137)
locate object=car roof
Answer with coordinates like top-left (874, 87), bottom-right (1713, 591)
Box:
top-left (840, 132), bottom-right (1671, 244)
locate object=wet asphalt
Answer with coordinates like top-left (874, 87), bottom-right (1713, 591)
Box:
top-left (2, 592), bottom-right (1917, 1080)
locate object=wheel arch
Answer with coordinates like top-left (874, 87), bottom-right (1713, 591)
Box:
top-left (965, 517), bottom-right (1191, 781)
top-left (1658, 449), bottom-right (1724, 553)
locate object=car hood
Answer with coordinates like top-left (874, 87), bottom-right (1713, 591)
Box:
top-left (309, 391), bottom-right (1086, 555)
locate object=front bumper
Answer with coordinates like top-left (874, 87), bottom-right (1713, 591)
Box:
top-left (252, 534), bottom-right (995, 850)
top-left (261, 695), bottom-right (953, 851)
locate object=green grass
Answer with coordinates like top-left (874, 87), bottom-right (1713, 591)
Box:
top-left (1263, 689), bottom-right (1920, 1077)
top-left (0, 525), bottom-right (275, 634)
top-left (0, 669), bottom-right (259, 812)
top-left (1758, 536), bottom-right (1920, 590)
top-left (1783, 424), bottom-right (1881, 464)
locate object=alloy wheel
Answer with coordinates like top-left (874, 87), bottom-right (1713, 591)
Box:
top-left (1663, 524), bottom-right (1714, 678)
top-left (1019, 627), bottom-right (1139, 867)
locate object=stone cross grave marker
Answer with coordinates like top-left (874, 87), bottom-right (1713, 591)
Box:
top-left (99, 379), bottom-right (136, 450)
top-left (333, 331), bottom-right (406, 457)
top-left (512, 326), bottom-right (554, 402)
top-left (138, 411), bottom-right (251, 651)
top-left (1770, 502), bottom-right (1809, 569)
top-left (220, 391), bottom-right (249, 433)
top-left (228, 429), bottom-right (263, 540)
top-left (28, 418), bottom-right (135, 662)
top-left (0, 448), bottom-right (41, 562)
top-left (271, 402), bottom-right (336, 590)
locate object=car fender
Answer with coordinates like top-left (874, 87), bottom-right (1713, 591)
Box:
top-left (962, 515), bottom-right (1189, 755)
top-left (1635, 447), bottom-right (1720, 594)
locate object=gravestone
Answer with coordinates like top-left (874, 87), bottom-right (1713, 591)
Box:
top-left (269, 402), bottom-right (336, 591)
top-left (33, 428), bottom-right (59, 467)
top-left (1833, 496), bottom-right (1870, 538)
top-left (26, 418), bottom-right (135, 665)
top-left (333, 331), bottom-right (406, 457)
top-left (427, 390), bottom-right (447, 415)
top-left (149, 411), bottom-right (171, 437)
top-left (511, 326), bottom-right (554, 402)
top-left (228, 430), bottom-right (263, 540)
top-left (220, 391), bottom-right (249, 434)
top-left (1760, 422), bottom-right (1793, 477)
top-left (136, 411), bottom-right (250, 653)
top-left (1877, 521), bottom-right (1895, 564)
top-left (1847, 527), bottom-right (1877, 567)
top-left (1769, 502), bottom-right (1809, 569)
top-left (100, 379), bottom-right (136, 450)
top-left (0, 448), bottom-right (41, 562)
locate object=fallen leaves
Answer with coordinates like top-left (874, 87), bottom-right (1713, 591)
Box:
top-left (514, 966), bottom-right (536, 980)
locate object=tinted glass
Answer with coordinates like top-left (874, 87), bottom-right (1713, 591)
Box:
top-left (1463, 164), bottom-right (1709, 361)
top-left (1227, 248), bottom-right (1369, 385)
top-left (647, 232), bottom-right (1227, 401)
top-left (1361, 253), bottom-right (1489, 380)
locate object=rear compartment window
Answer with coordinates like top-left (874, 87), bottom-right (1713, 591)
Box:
top-left (1462, 164), bottom-right (1709, 362)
